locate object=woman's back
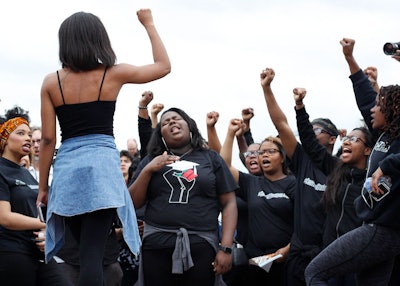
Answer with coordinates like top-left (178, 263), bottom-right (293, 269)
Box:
top-left (47, 66), bottom-right (121, 108)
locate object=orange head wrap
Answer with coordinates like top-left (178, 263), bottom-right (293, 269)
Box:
top-left (0, 117), bottom-right (29, 152)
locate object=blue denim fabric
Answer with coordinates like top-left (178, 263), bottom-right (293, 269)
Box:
top-left (45, 134), bottom-right (141, 262)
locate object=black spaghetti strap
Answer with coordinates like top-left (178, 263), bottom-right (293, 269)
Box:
top-left (98, 67), bottom-right (108, 101)
top-left (56, 70), bottom-right (66, 105)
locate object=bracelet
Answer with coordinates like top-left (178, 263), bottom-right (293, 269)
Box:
top-left (138, 106), bottom-right (148, 110)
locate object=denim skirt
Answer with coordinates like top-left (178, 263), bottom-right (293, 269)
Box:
top-left (44, 134), bottom-right (141, 262)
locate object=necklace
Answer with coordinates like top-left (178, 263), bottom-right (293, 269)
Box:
top-left (169, 148), bottom-right (193, 160)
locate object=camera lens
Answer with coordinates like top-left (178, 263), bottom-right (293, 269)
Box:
top-left (383, 42), bottom-right (400, 55)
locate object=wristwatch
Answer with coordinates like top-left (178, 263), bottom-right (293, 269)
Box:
top-left (218, 245), bottom-right (232, 254)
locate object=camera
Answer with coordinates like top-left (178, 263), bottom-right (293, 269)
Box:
top-left (383, 42), bottom-right (400, 55)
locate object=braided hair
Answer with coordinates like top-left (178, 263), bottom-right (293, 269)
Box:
top-left (379, 85), bottom-right (400, 145)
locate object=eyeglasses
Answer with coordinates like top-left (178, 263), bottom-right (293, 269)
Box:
top-left (342, 136), bottom-right (367, 146)
top-left (256, 148), bottom-right (280, 156)
top-left (243, 150), bottom-right (258, 158)
top-left (313, 128), bottom-right (329, 136)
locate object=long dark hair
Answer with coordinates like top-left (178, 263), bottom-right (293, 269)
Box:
top-left (323, 127), bottom-right (374, 210)
top-left (58, 12), bottom-right (116, 71)
top-left (147, 107), bottom-right (208, 156)
top-left (379, 85), bottom-right (400, 145)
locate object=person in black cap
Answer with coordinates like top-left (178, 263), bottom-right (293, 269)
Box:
top-left (310, 117), bottom-right (339, 155)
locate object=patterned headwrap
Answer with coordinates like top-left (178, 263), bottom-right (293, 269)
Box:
top-left (0, 117), bottom-right (29, 152)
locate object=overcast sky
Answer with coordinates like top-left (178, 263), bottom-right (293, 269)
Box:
top-left (1, 0), bottom-right (399, 171)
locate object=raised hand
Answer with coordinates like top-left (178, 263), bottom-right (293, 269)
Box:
top-left (206, 111), bottom-right (220, 128)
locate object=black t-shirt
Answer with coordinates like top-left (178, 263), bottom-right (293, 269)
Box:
top-left (134, 149), bottom-right (239, 248)
top-left (238, 172), bottom-right (295, 258)
top-left (0, 157), bottom-right (42, 259)
top-left (289, 144), bottom-right (327, 248)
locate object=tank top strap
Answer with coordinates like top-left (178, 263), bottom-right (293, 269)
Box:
top-left (98, 67), bottom-right (108, 101)
top-left (56, 70), bottom-right (66, 105)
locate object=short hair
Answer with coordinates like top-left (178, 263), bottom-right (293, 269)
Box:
top-left (58, 11), bottom-right (116, 71)
top-left (260, 136), bottom-right (290, 175)
top-left (31, 126), bottom-right (41, 133)
top-left (127, 138), bottom-right (138, 146)
top-left (311, 118), bottom-right (339, 137)
top-left (120, 149), bottom-right (134, 162)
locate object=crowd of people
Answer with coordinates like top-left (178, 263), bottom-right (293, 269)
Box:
top-left (0, 5), bottom-right (400, 286)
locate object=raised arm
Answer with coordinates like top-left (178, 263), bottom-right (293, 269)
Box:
top-left (293, 88), bottom-right (338, 173)
top-left (138, 91), bottom-right (155, 159)
top-left (150, 103), bottom-right (164, 129)
top-left (220, 119), bottom-right (245, 183)
top-left (364, 66), bottom-right (380, 94)
top-left (241, 107), bottom-right (255, 146)
top-left (340, 38), bottom-right (361, 75)
top-left (260, 68), bottom-right (297, 159)
top-left (340, 38), bottom-right (378, 137)
top-left (136, 9), bottom-right (171, 80)
top-left (236, 108), bottom-right (254, 165)
top-left (115, 9), bottom-right (171, 84)
top-left (206, 111), bottom-right (222, 152)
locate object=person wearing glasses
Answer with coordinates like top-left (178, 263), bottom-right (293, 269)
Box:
top-left (260, 68), bottom-right (342, 286)
top-left (206, 111), bottom-right (262, 285)
top-left (220, 118), bottom-right (295, 286)
top-left (311, 127), bottom-right (374, 286)
top-left (292, 82), bottom-right (375, 286)
top-left (304, 38), bottom-right (400, 285)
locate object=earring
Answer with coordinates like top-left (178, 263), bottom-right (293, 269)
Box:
top-left (190, 132), bottom-right (193, 145)
top-left (161, 137), bottom-right (169, 151)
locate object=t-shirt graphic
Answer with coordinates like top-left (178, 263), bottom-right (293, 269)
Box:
top-left (164, 160), bottom-right (199, 204)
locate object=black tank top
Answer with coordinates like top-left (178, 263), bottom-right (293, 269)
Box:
top-left (55, 68), bottom-right (115, 142)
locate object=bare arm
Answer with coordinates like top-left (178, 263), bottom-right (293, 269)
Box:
top-left (0, 201), bottom-right (46, 231)
top-left (115, 9), bottom-right (171, 84)
top-left (213, 191), bottom-right (237, 275)
top-left (37, 78), bottom-right (57, 206)
top-left (340, 38), bottom-right (361, 75)
top-left (236, 108), bottom-right (254, 161)
top-left (260, 68), bottom-right (297, 159)
top-left (364, 66), bottom-right (380, 94)
top-left (150, 103), bottom-right (164, 128)
top-left (138, 91), bottom-right (153, 120)
top-left (206, 111), bottom-right (222, 152)
top-left (220, 119), bottom-right (244, 183)
top-left (236, 134), bottom-right (248, 165)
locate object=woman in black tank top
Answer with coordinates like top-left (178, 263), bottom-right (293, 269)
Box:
top-left (37, 8), bottom-right (170, 286)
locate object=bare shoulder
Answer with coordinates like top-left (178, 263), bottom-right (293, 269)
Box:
top-left (40, 71), bottom-right (59, 96)
top-left (41, 71), bottom-right (59, 88)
